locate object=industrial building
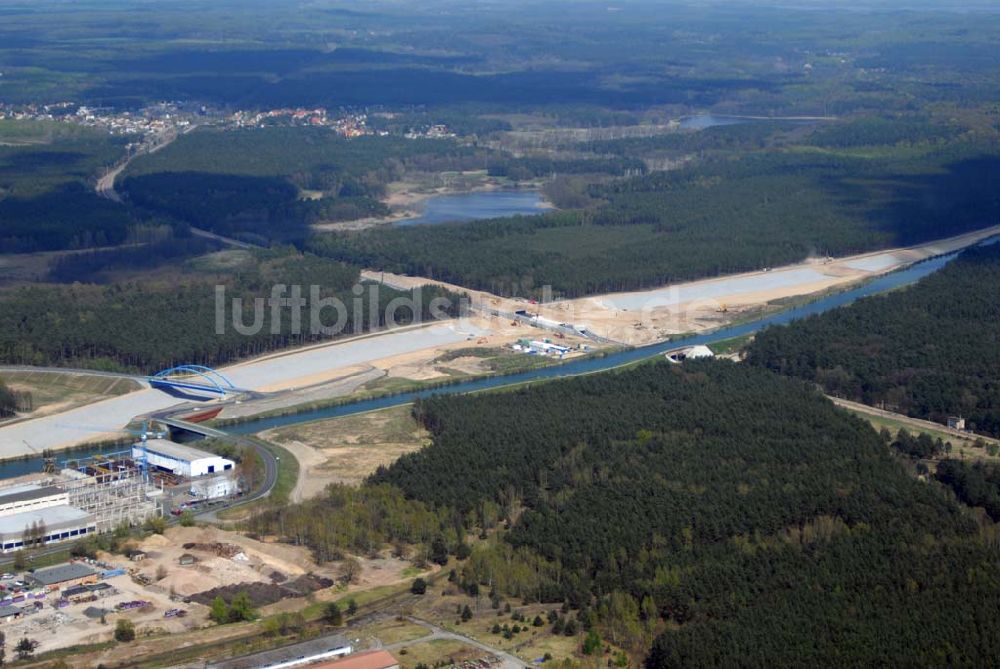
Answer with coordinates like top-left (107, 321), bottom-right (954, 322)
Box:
top-left (0, 505), bottom-right (96, 553)
top-left (0, 484), bottom-right (69, 516)
top-left (60, 456), bottom-right (161, 534)
top-left (512, 339), bottom-right (571, 357)
top-left (311, 650), bottom-right (400, 669)
top-left (665, 345), bottom-right (715, 363)
top-left (190, 473), bottom-right (238, 500)
top-left (0, 604), bottom-right (21, 622)
top-left (63, 582), bottom-right (113, 602)
top-left (134, 439), bottom-right (234, 478)
top-left (206, 633), bottom-right (352, 669)
top-left (0, 436), bottom-right (238, 554)
top-left (29, 562), bottom-right (98, 591)
top-left (0, 451), bottom-right (161, 552)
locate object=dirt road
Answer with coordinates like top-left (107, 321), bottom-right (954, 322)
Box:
top-left (385, 617), bottom-right (529, 669)
top-left (829, 396), bottom-right (999, 448)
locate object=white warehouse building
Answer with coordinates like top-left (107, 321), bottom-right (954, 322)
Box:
top-left (0, 506), bottom-right (96, 553)
top-left (133, 439), bottom-right (235, 479)
top-left (0, 483), bottom-right (70, 517)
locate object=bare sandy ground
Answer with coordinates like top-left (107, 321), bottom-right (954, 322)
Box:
top-left (0, 314), bottom-right (576, 456)
top-left (6, 225), bottom-right (995, 456)
top-left (224, 314), bottom-right (573, 400)
top-left (218, 366), bottom-right (384, 420)
top-left (134, 526), bottom-right (316, 595)
top-left (265, 405), bottom-right (431, 502)
top-left (223, 321), bottom-right (492, 393)
top-left (0, 322), bottom-right (489, 456)
top-left (3, 568), bottom-right (207, 656)
top-left (0, 371), bottom-right (140, 426)
top-left (0, 526), bottom-right (306, 655)
top-left (363, 223), bottom-right (1000, 346)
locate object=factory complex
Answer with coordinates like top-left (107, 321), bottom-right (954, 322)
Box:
top-left (0, 435), bottom-right (238, 553)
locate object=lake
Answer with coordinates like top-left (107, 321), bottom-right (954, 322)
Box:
top-left (395, 189), bottom-right (548, 226)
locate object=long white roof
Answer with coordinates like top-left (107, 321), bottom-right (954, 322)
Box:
top-left (135, 439), bottom-right (232, 464)
top-left (0, 505), bottom-right (93, 537)
top-left (0, 483), bottom-right (64, 505)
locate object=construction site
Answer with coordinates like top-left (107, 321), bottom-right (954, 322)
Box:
top-left (0, 456), bottom-right (159, 554)
top-left (0, 520), bottom-right (346, 657)
top-left (0, 431), bottom-right (242, 554)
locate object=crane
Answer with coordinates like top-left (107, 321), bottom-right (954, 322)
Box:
top-left (130, 420), bottom-right (168, 482)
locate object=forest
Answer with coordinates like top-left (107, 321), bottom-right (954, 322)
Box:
top-left (486, 156), bottom-right (646, 180)
top-left (581, 120), bottom-right (799, 157)
top-left (249, 361), bottom-right (1000, 665)
top-left (0, 123), bottom-right (133, 252)
top-left (0, 248), bottom-right (462, 372)
top-left (0, 378), bottom-right (19, 419)
top-left (3, 1), bottom-right (999, 118)
top-left (935, 459), bottom-right (1000, 523)
top-left (118, 128), bottom-right (486, 242)
top-left (311, 144), bottom-right (1000, 297)
top-left (746, 243), bottom-right (1000, 437)
top-left (47, 235), bottom-right (221, 284)
top-left (246, 484), bottom-right (455, 564)
top-left (807, 115), bottom-right (961, 148)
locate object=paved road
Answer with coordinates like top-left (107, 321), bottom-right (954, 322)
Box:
top-left (153, 417), bottom-right (280, 515)
top-left (96, 124), bottom-right (194, 201)
top-left (0, 366), bottom-right (147, 382)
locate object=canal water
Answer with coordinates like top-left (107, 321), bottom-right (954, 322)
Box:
top-left (0, 443), bottom-right (127, 480)
top-left (2, 237), bottom-right (993, 479)
top-left (395, 190), bottom-right (548, 226)
top-left (225, 243), bottom-right (988, 435)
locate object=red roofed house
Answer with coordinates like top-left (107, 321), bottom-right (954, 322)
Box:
top-left (310, 650), bottom-right (400, 669)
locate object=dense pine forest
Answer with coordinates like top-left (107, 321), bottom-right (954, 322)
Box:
top-left (0, 248), bottom-right (462, 373)
top-left (312, 145), bottom-right (1000, 297)
top-left (935, 459), bottom-right (1000, 523)
top-left (119, 128), bottom-right (489, 243)
top-left (746, 243), bottom-right (1000, 437)
top-left (253, 361), bottom-right (1000, 665)
top-left (0, 123), bottom-right (133, 252)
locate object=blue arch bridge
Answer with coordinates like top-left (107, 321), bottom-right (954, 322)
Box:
top-left (147, 365), bottom-right (245, 398)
